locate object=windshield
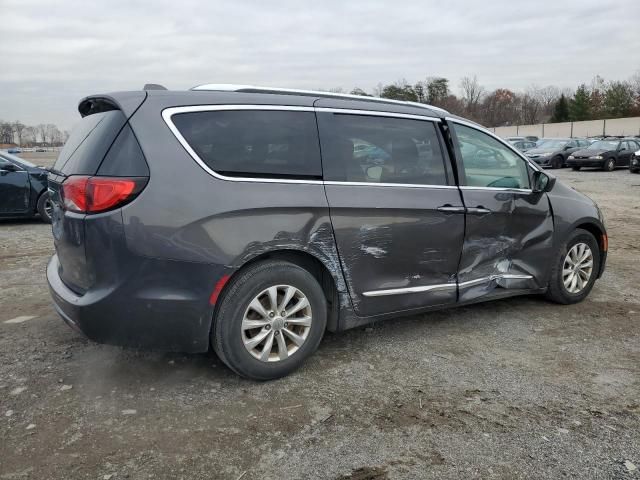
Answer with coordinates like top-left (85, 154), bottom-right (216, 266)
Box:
top-left (537, 139), bottom-right (569, 149)
top-left (0, 152), bottom-right (37, 168)
top-left (588, 140), bottom-right (618, 150)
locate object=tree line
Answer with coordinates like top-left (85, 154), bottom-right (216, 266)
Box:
top-left (338, 72), bottom-right (640, 127)
top-left (0, 121), bottom-right (69, 147)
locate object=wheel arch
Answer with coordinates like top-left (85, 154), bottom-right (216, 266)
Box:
top-left (574, 221), bottom-right (607, 278)
top-left (214, 248), bottom-right (345, 333)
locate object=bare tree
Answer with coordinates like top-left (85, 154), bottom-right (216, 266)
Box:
top-left (12, 121), bottom-right (25, 146)
top-left (0, 122), bottom-right (14, 144)
top-left (22, 126), bottom-right (37, 146)
top-left (520, 92), bottom-right (541, 124)
top-left (36, 124), bottom-right (47, 144)
top-left (459, 75), bottom-right (484, 117)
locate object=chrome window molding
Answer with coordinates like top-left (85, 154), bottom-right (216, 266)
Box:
top-left (459, 186), bottom-right (532, 194)
top-left (324, 181), bottom-right (456, 189)
top-left (363, 273), bottom-right (534, 297)
top-left (163, 104), bottom-right (443, 186)
top-left (162, 105), bottom-right (543, 191)
top-left (315, 107), bottom-right (441, 123)
top-left (162, 105), bottom-right (324, 185)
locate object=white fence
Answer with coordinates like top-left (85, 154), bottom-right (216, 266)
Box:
top-left (492, 117), bottom-right (640, 138)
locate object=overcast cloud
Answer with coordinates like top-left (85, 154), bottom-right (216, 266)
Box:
top-left (1, 0), bottom-right (639, 130)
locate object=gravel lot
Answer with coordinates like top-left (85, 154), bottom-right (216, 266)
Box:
top-left (1, 156), bottom-right (639, 479)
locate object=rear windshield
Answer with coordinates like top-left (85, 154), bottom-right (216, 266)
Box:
top-left (171, 110), bottom-right (322, 179)
top-left (53, 110), bottom-right (127, 175)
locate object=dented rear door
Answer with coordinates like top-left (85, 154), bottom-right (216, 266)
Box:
top-left (317, 109), bottom-right (464, 316)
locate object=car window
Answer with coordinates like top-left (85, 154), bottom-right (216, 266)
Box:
top-left (317, 113), bottom-right (449, 185)
top-left (453, 123), bottom-right (530, 189)
top-left (172, 110), bottom-right (322, 179)
top-left (629, 141), bottom-right (640, 151)
top-left (620, 141), bottom-right (629, 151)
top-left (567, 140), bottom-right (577, 148)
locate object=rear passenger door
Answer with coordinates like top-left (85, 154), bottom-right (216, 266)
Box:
top-left (449, 121), bottom-right (554, 302)
top-left (317, 109), bottom-right (464, 317)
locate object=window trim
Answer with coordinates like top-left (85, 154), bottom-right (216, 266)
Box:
top-left (163, 104), bottom-right (445, 186)
top-left (162, 105), bottom-right (324, 185)
top-left (447, 118), bottom-right (539, 192)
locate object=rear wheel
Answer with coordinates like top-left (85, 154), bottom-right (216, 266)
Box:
top-left (551, 155), bottom-right (563, 169)
top-left (603, 158), bottom-right (615, 172)
top-left (545, 229), bottom-right (600, 304)
top-left (36, 191), bottom-right (53, 223)
top-left (212, 260), bottom-right (327, 380)
top-left (631, 167), bottom-right (639, 174)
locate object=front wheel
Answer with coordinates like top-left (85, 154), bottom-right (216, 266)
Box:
top-left (603, 158), bottom-right (615, 172)
top-left (545, 229), bottom-right (600, 304)
top-left (36, 191), bottom-right (53, 223)
top-left (212, 260), bottom-right (327, 380)
top-left (551, 156), bottom-right (563, 169)
top-left (572, 166), bottom-right (581, 171)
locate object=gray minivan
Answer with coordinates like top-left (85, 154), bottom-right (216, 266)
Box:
top-left (47, 85), bottom-right (607, 380)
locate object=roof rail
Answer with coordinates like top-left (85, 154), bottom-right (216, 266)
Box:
top-left (190, 84), bottom-right (449, 114)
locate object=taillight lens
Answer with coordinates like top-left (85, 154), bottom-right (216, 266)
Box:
top-left (62, 176), bottom-right (147, 213)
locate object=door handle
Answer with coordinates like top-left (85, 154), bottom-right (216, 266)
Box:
top-left (437, 205), bottom-right (466, 214)
top-left (466, 206), bottom-right (492, 215)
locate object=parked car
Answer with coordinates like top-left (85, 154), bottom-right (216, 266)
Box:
top-left (509, 139), bottom-right (537, 152)
top-left (46, 85), bottom-right (608, 380)
top-left (0, 151), bottom-right (52, 222)
top-left (567, 138), bottom-right (640, 171)
top-left (36, 147), bottom-right (47, 152)
top-left (525, 138), bottom-right (590, 169)
top-left (631, 148), bottom-right (640, 173)
top-left (7, 147), bottom-right (22, 154)
top-left (507, 135), bottom-right (539, 143)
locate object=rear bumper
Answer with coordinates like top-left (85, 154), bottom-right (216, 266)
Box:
top-left (47, 253), bottom-right (228, 352)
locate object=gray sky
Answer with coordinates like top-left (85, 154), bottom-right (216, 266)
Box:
top-left (1, 0), bottom-right (639, 130)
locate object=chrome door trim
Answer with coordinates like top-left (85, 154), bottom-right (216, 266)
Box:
top-left (363, 273), bottom-right (534, 297)
top-left (458, 273), bottom-right (533, 288)
top-left (362, 283), bottom-right (456, 297)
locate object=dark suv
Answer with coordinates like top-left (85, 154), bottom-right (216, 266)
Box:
top-left (47, 85), bottom-right (608, 380)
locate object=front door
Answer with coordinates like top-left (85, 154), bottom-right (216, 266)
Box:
top-left (0, 159), bottom-right (30, 215)
top-left (317, 109), bottom-right (464, 317)
top-left (449, 121), bottom-right (554, 302)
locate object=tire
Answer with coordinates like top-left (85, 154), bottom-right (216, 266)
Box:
top-left (36, 191), bottom-right (53, 223)
top-left (631, 168), bottom-right (639, 174)
top-left (545, 228), bottom-right (600, 305)
top-left (212, 260), bottom-right (327, 380)
top-left (572, 166), bottom-right (581, 171)
top-left (551, 156), bottom-right (563, 169)
top-left (603, 158), bottom-right (615, 172)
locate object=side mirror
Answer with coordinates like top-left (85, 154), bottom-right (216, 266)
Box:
top-left (532, 170), bottom-right (556, 193)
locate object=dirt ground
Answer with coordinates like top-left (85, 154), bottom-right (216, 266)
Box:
top-left (1, 157), bottom-right (639, 479)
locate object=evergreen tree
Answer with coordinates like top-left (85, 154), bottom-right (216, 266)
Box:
top-left (550, 94), bottom-right (570, 122)
top-left (569, 85), bottom-right (591, 121)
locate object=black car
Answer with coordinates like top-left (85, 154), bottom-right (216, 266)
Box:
top-left (46, 85), bottom-right (607, 380)
top-left (525, 138), bottom-right (590, 169)
top-left (567, 139), bottom-right (640, 171)
top-left (0, 151), bottom-right (52, 222)
top-left (631, 147), bottom-right (640, 173)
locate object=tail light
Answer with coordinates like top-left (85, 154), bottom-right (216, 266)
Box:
top-left (62, 176), bottom-right (147, 213)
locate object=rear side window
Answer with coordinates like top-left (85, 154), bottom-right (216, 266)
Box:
top-left (171, 110), bottom-right (322, 179)
top-left (317, 113), bottom-right (449, 185)
top-left (53, 110), bottom-right (127, 175)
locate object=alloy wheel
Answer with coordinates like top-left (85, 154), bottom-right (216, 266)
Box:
top-left (241, 285), bottom-right (312, 362)
top-left (562, 243), bottom-right (594, 294)
top-left (44, 199), bottom-right (54, 220)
